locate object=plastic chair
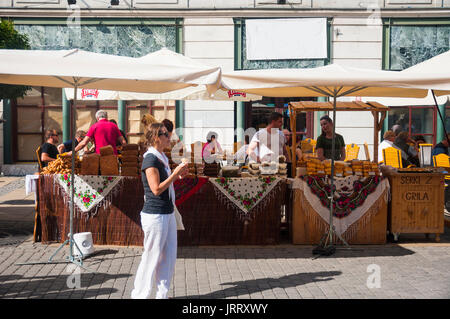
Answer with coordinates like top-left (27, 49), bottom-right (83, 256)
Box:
top-left (383, 147), bottom-right (403, 168)
top-left (301, 138), bottom-right (316, 153)
top-left (36, 146), bottom-right (43, 172)
top-left (344, 143), bottom-right (360, 161)
top-left (433, 154), bottom-right (450, 168)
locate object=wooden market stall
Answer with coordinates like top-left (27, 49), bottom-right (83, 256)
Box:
top-left (288, 100), bottom-right (388, 174)
top-left (384, 170), bottom-right (444, 242)
top-left (288, 101), bottom-right (390, 244)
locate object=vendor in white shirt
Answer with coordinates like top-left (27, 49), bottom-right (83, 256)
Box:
top-left (247, 112), bottom-right (289, 163)
top-left (378, 130), bottom-right (397, 162)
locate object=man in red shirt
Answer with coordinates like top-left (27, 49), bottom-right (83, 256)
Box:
top-left (74, 110), bottom-right (126, 155)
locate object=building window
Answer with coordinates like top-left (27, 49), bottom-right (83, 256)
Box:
top-left (234, 18), bottom-right (331, 139)
top-left (387, 23), bottom-right (450, 71)
top-left (383, 18), bottom-right (450, 143)
top-left (9, 18), bottom-right (180, 162)
top-left (14, 20), bottom-right (178, 57)
top-left (387, 106), bottom-right (436, 144)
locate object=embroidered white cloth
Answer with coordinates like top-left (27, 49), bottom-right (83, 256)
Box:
top-left (55, 174), bottom-right (121, 213)
top-left (25, 174), bottom-right (39, 195)
top-left (210, 176), bottom-right (283, 214)
top-left (293, 176), bottom-right (390, 236)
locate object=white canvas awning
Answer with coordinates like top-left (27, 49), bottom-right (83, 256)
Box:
top-left (0, 48), bottom-right (222, 94)
top-left (64, 85), bottom-right (261, 102)
top-left (221, 63), bottom-right (450, 98)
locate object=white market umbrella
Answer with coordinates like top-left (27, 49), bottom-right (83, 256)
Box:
top-left (221, 63), bottom-right (450, 254)
top-left (401, 50), bottom-right (450, 143)
top-left (64, 85), bottom-right (262, 102)
top-left (0, 48), bottom-right (221, 94)
top-left (0, 47), bottom-right (222, 268)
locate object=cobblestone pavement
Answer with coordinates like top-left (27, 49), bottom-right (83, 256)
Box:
top-left (0, 176), bottom-right (449, 299)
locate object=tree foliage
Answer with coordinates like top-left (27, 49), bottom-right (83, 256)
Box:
top-left (0, 19), bottom-right (31, 101)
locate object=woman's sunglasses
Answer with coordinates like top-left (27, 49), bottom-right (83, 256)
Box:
top-left (158, 131), bottom-right (169, 138)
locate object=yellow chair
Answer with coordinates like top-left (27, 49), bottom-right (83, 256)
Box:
top-left (383, 147), bottom-right (403, 168)
top-left (36, 146), bottom-right (43, 172)
top-left (433, 154), bottom-right (450, 168)
top-left (301, 138), bottom-right (316, 153)
top-left (344, 143), bottom-right (360, 161)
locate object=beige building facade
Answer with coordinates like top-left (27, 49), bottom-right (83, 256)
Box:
top-left (1, 0), bottom-right (449, 173)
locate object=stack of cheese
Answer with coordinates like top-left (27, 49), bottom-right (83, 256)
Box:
top-left (334, 161), bottom-right (346, 177)
top-left (344, 163), bottom-right (354, 177)
top-left (306, 158), bottom-right (324, 175)
top-left (121, 144), bottom-right (140, 176)
top-left (99, 145), bottom-right (119, 176)
top-left (80, 153), bottom-right (100, 175)
top-left (351, 160), bottom-right (363, 176)
top-left (248, 162), bottom-right (260, 175)
top-left (203, 162), bottom-right (220, 177)
top-left (362, 161), bottom-right (380, 176)
top-left (323, 160), bottom-right (346, 177)
top-left (296, 159), bottom-right (307, 177)
top-left (190, 151), bottom-right (203, 176)
top-left (277, 155), bottom-right (287, 176)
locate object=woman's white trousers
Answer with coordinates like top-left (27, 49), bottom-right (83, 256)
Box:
top-left (131, 212), bottom-right (177, 299)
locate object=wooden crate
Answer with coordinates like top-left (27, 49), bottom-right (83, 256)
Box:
top-left (292, 189), bottom-right (387, 245)
top-left (387, 172), bottom-right (444, 242)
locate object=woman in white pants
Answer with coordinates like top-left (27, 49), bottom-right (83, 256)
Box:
top-left (131, 123), bottom-right (188, 299)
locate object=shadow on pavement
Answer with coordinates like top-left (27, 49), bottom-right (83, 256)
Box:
top-left (0, 200), bottom-right (35, 205)
top-left (177, 271), bottom-right (342, 299)
top-left (0, 272), bottom-right (131, 299)
top-left (177, 245), bottom-right (416, 259)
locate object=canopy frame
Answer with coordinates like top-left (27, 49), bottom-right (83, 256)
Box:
top-left (289, 97), bottom-right (388, 252)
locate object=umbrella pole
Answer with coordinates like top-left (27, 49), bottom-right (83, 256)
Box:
top-left (16, 83), bottom-right (92, 272)
top-left (313, 93), bottom-right (350, 258)
top-left (431, 90), bottom-right (450, 145)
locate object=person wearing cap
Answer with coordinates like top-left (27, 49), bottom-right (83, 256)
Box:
top-left (202, 131), bottom-right (223, 163)
top-left (378, 130), bottom-right (396, 162)
top-left (316, 115), bottom-right (346, 161)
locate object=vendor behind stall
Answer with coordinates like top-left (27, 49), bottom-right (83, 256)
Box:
top-left (57, 130), bottom-right (86, 154)
top-left (202, 131), bottom-right (223, 163)
top-left (74, 110), bottom-right (126, 155)
top-left (432, 133), bottom-right (450, 157)
top-left (394, 131), bottom-right (420, 167)
top-left (247, 112), bottom-right (288, 163)
top-left (316, 115), bottom-right (346, 161)
top-left (40, 129), bottom-right (59, 167)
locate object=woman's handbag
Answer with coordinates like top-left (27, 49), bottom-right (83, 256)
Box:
top-left (174, 205), bottom-right (185, 231)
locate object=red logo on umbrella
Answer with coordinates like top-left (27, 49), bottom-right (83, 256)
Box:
top-left (81, 89), bottom-right (99, 99)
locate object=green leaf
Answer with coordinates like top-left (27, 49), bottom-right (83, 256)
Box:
top-left (0, 19), bottom-right (31, 101)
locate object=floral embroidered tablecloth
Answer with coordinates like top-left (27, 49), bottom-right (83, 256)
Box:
top-left (210, 176), bottom-right (284, 219)
top-left (174, 176), bottom-right (209, 207)
top-left (55, 174), bottom-right (122, 213)
top-left (292, 175), bottom-right (390, 238)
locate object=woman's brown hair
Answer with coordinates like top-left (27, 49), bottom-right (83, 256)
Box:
top-left (145, 122), bottom-right (165, 148)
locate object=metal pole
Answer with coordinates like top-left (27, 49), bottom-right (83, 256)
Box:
top-left (328, 93), bottom-right (337, 246)
top-left (431, 90), bottom-right (450, 145)
top-left (70, 82), bottom-right (77, 262)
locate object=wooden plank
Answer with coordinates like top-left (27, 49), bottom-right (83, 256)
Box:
top-left (387, 173), bottom-right (445, 241)
top-left (292, 189), bottom-right (387, 245)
